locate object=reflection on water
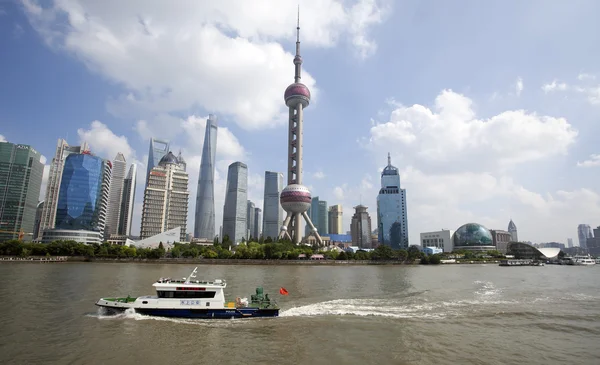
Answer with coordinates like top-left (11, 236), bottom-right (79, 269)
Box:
top-left (1, 263), bottom-right (599, 364)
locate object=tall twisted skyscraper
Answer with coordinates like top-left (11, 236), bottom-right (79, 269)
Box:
top-left (194, 114), bottom-right (218, 239)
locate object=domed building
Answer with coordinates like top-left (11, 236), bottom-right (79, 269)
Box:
top-left (452, 223), bottom-right (495, 251)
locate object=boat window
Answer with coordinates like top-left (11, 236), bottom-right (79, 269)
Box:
top-left (142, 301), bottom-right (148, 304)
top-left (157, 291), bottom-right (216, 299)
top-left (206, 302), bottom-right (210, 307)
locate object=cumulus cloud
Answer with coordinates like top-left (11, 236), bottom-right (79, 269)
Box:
top-left (0, 134), bottom-right (6, 142)
top-left (313, 171), bottom-right (326, 179)
top-left (577, 154), bottom-right (600, 167)
top-left (366, 89), bottom-right (577, 169)
top-left (542, 80), bottom-right (568, 93)
top-left (22, 0), bottom-right (387, 130)
top-left (77, 121), bottom-right (136, 162)
top-left (541, 74), bottom-right (600, 105)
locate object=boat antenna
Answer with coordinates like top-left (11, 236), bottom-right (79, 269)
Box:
top-left (184, 267), bottom-right (198, 284)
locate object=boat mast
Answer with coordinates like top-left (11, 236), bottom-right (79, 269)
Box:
top-left (184, 267), bottom-right (198, 284)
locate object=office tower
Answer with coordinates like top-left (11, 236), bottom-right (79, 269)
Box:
top-left (247, 200), bottom-right (255, 240)
top-left (222, 162), bottom-right (248, 244)
top-left (43, 152), bottom-right (111, 244)
top-left (117, 163), bottom-right (137, 236)
top-left (141, 151), bottom-right (189, 242)
top-left (254, 207), bottom-right (262, 239)
top-left (318, 200), bottom-right (328, 235)
top-left (33, 201), bottom-right (44, 241)
top-left (376, 153), bottom-right (408, 249)
top-left (0, 142), bottom-right (44, 242)
top-left (177, 150), bottom-right (187, 172)
top-left (278, 12), bottom-right (322, 245)
top-left (146, 138), bottom-right (170, 186)
top-left (577, 224), bottom-right (593, 248)
top-left (37, 138), bottom-right (89, 239)
top-left (105, 153), bottom-right (126, 237)
top-left (328, 204), bottom-right (343, 234)
top-left (508, 219), bottom-right (518, 242)
top-left (194, 114), bottom-right (218, 239)
top-left (351, 205), bottom-right (372, 249)
top-left (567, 238), bottom-right (573, 248)
top-left (263, 171), bottom-right (284, 239)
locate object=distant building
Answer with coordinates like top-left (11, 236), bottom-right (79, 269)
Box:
top-left (508, 219), bottom-right (518, 242)
top-left (420, 230), bottom-right (454, 253)
top-left (105, 153), bottom-right (127, 237)
top-left (37, 138), bottom-right (89, 240)
top-left (117, 164), bottom-right (137, 236)
top-left (33, 201), bottom-right (44, 241)
top-left (0, 142), bottom-right (44, 242)
top-left (222, 162), bottom-right (248, 244)
top-left (452, 223), bottom-right (495, 251)
top-left (586, 227), bottom-right (600, 256)
top-left (262, 171), bottom-right (283, 240)
top-left (328, 204), bottom-right (343, 234)
top-left (351, 205), bottom-right (372, 249)
top-left (42, 152), bottom-right (111, 244)
top-left (423, 246), bottom-right (443, 255)
top-left (307, 196), bottom-right (328, 236)
top-left (577, 224), bottom-right (593, 249)
top-left (246, 200), bottom-right (255, 240)
top-left (140, 151), bottom-right (189, 242)
top-left (145, 138), bottom-right (170, 187)
top-left (567, 238), bottom-right (574, 248)
top-left (253, 207), bottom-right (262, 240)
top-left (194, 114), bottom-right (218, 240)
top-left (490, 229), bottom-right (511, 254)
top-left (377, 153), bottom-right (408, 249)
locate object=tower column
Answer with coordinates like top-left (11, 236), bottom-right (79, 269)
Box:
top-left (296, 103), bottom-right (303, 185)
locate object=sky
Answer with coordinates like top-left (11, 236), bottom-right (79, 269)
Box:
top-left (1, 0), bottom-right (600, 246)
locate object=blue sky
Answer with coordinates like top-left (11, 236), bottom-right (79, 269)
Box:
top-left (1, 0), bottom-right (600, 245)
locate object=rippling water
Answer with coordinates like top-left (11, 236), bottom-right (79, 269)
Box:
top-left (1, 263), bottom-right (599, 364)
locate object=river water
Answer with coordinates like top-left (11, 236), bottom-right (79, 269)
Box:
top-left (0, 263), bottom-right (599, 364)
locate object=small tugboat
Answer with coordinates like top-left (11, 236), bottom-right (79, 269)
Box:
top-left (95, 267), bottom-right (279, 319)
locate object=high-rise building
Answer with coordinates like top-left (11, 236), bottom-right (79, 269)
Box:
top-left (105, 153), bottom-right (127, 237)
top-left (117, 163), bottom-right (137, 236)
top-left (140, 151), bottom-right (189, 242)
top-left (508, 219), bottom-right (518, 242)
top-left (328, 204), bottom-right (343, 235)
top-left (577, 224), bottom-right (593, 248)
top-left (318, 200), bottom-right (328, 235)
top-left (222, 162), bottom-right (248, 244)
top-left (278, 12), bottom-right (322, 245)
top-left (42, 152), bottom-right (111, 244)
top-left (253, 207), bottom-right (262, 239)
top-left (376, 153), bottom-right (408, 249)
top-left (247, 200), bottom-right (255, 240)
top-left (0, 142), bottom-right (44, 242)
top-left (194, 114), bottom-right (218, 240)
top-left (146, 138), bottom-right (170, 187)
top-left (490, 229), bottom-right (511, 254)
top-left (351, 205), bottom-right (372, 249)
top-left (567, 238), bottom-right (574, 248)
top-left (33, 201), bottom-right (44, 241)
top-left (37, 138), bottom-right (89, 239)
top-left (262, 171), bottom-right (284, 240)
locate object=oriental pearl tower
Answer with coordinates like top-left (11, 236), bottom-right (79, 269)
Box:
top-left (278, 10), bottom-right (323, 245)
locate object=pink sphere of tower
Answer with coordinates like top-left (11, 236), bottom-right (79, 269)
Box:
top-left (284, 83), bottom-right (311, 108)
top-left (280, 184), bottom-right (312, 214)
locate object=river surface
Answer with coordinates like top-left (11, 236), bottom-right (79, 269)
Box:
top-left (0, 263), bottom-right (599, 365)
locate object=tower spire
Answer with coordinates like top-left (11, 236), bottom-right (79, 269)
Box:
top-left (294, 5), bottom-right (302, 83)
top-left (387, 152), bottom-right (391, 166)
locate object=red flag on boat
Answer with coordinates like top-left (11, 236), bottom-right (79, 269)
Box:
top-left (279, 287), bottom-right (289, 296)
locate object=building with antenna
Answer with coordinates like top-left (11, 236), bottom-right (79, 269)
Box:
top-left (376, 153), bottom-right (409, 249)
top-left (278, 9), bottom-right (322, 245)
top-left (194, 114), bottom-right (218, 240)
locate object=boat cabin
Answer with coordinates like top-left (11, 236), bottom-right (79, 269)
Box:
top-left (151, 271), bottom-right (227, 305)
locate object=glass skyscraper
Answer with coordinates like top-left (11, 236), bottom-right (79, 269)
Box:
top-left (194, 114), bottom-right (218, 239)
top-left (105, 152), bottom-right (127, 237)
top-left (376, 153), bottom-right (408, 249)
top-left (262, 171), bottom-right (284, 239)
top-left (0, 142), bottom-right (44, 242)
top-left (146, 138), bottom-right (170, 187)
top-left (223, 162), bottom-right (248, 244)
top-left (117, 163), bottom-right (137, 236)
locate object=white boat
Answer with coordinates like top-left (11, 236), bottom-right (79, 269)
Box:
top-left (572, 255), bottom-right (596, 266)
top-left (95, 267), bottom-right (280, 319)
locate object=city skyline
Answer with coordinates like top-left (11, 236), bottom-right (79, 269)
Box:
top-left (2, 2), bottom-right (600, 244)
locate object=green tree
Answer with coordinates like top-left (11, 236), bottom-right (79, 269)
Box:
top-left (337, 251), bottom-right (348, 260)
top-left (372, 244), bottom-right (395, 260)
top-left (429, 254), bottom-right (441, 265)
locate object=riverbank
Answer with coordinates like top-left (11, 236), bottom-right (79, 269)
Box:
top-left (0, 256), bottom-right (501, 265)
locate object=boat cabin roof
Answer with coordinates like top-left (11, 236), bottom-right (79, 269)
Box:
top-left (152, 278), bottom-right (226, 289)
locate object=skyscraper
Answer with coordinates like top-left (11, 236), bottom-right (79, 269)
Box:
top-left (577, 224), bottom-right (593, 248)
top-left (306, 196), bottom-right (328, 235)
top-left (278, 12), bottom-right (322, 245)
top-left (42, 152), bottom-right (111, 244)
top-left (141, 151), bottom-right (189, 242)
top-left (328, 204), bottom-right (343, 234)
top-left (508, 219), bottom-right (518, 242)
top-left (351, 205), bottom-right (372, 249)
top-left (254, 207), bottom-right (262, 239)
top-left (263, 171), bottom-right (284, 239)
top-left (194, 114), bottom-right (218, 239)
top-left (222, 162), bottom-right (248, 244)
top-left (0, 142), bottom-right (44, 242)
top-left (33, 201), bottom-right (44, 241)
top-left (146, 138), bottom-right (170, 187)
top-left (38, 138), bottom-right (89, 239)
top-left (117, 163), bottom-right (137, 236)
top-left (105, 153), bottom-right (127, 237)
top-left (567, 238), bottom-right (574, 248)
top-left (376, 153), bottom-right (408, 249)
top-left (247, 200), bottom-right (255, 240)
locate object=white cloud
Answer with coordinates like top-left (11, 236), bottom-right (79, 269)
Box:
top-left (515, 77), bottom-right (523, 96)
top-left (333, 185), bottom-right (345, 200)
top-left (366, 90), bottom-right (577, 169)
top-left (577, 73), bottom-right (596, 81)
top-left (577, 154), bottom-right (600, 167)
top-left (22, 0), bottom-right (387, 130)
top-left (77, 121), bottom-right (136, 162)
top-left (39, 155), bottom-right (47, 164)
top-left (313, 171), bottom-right (326, 179)
top-left (0, 134), bottom-right (6, 142)
top-left (541, 79), bottom-right (568, 93)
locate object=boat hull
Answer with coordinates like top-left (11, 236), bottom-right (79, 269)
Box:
top-left (95, 303), bottom-right (279, 319)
